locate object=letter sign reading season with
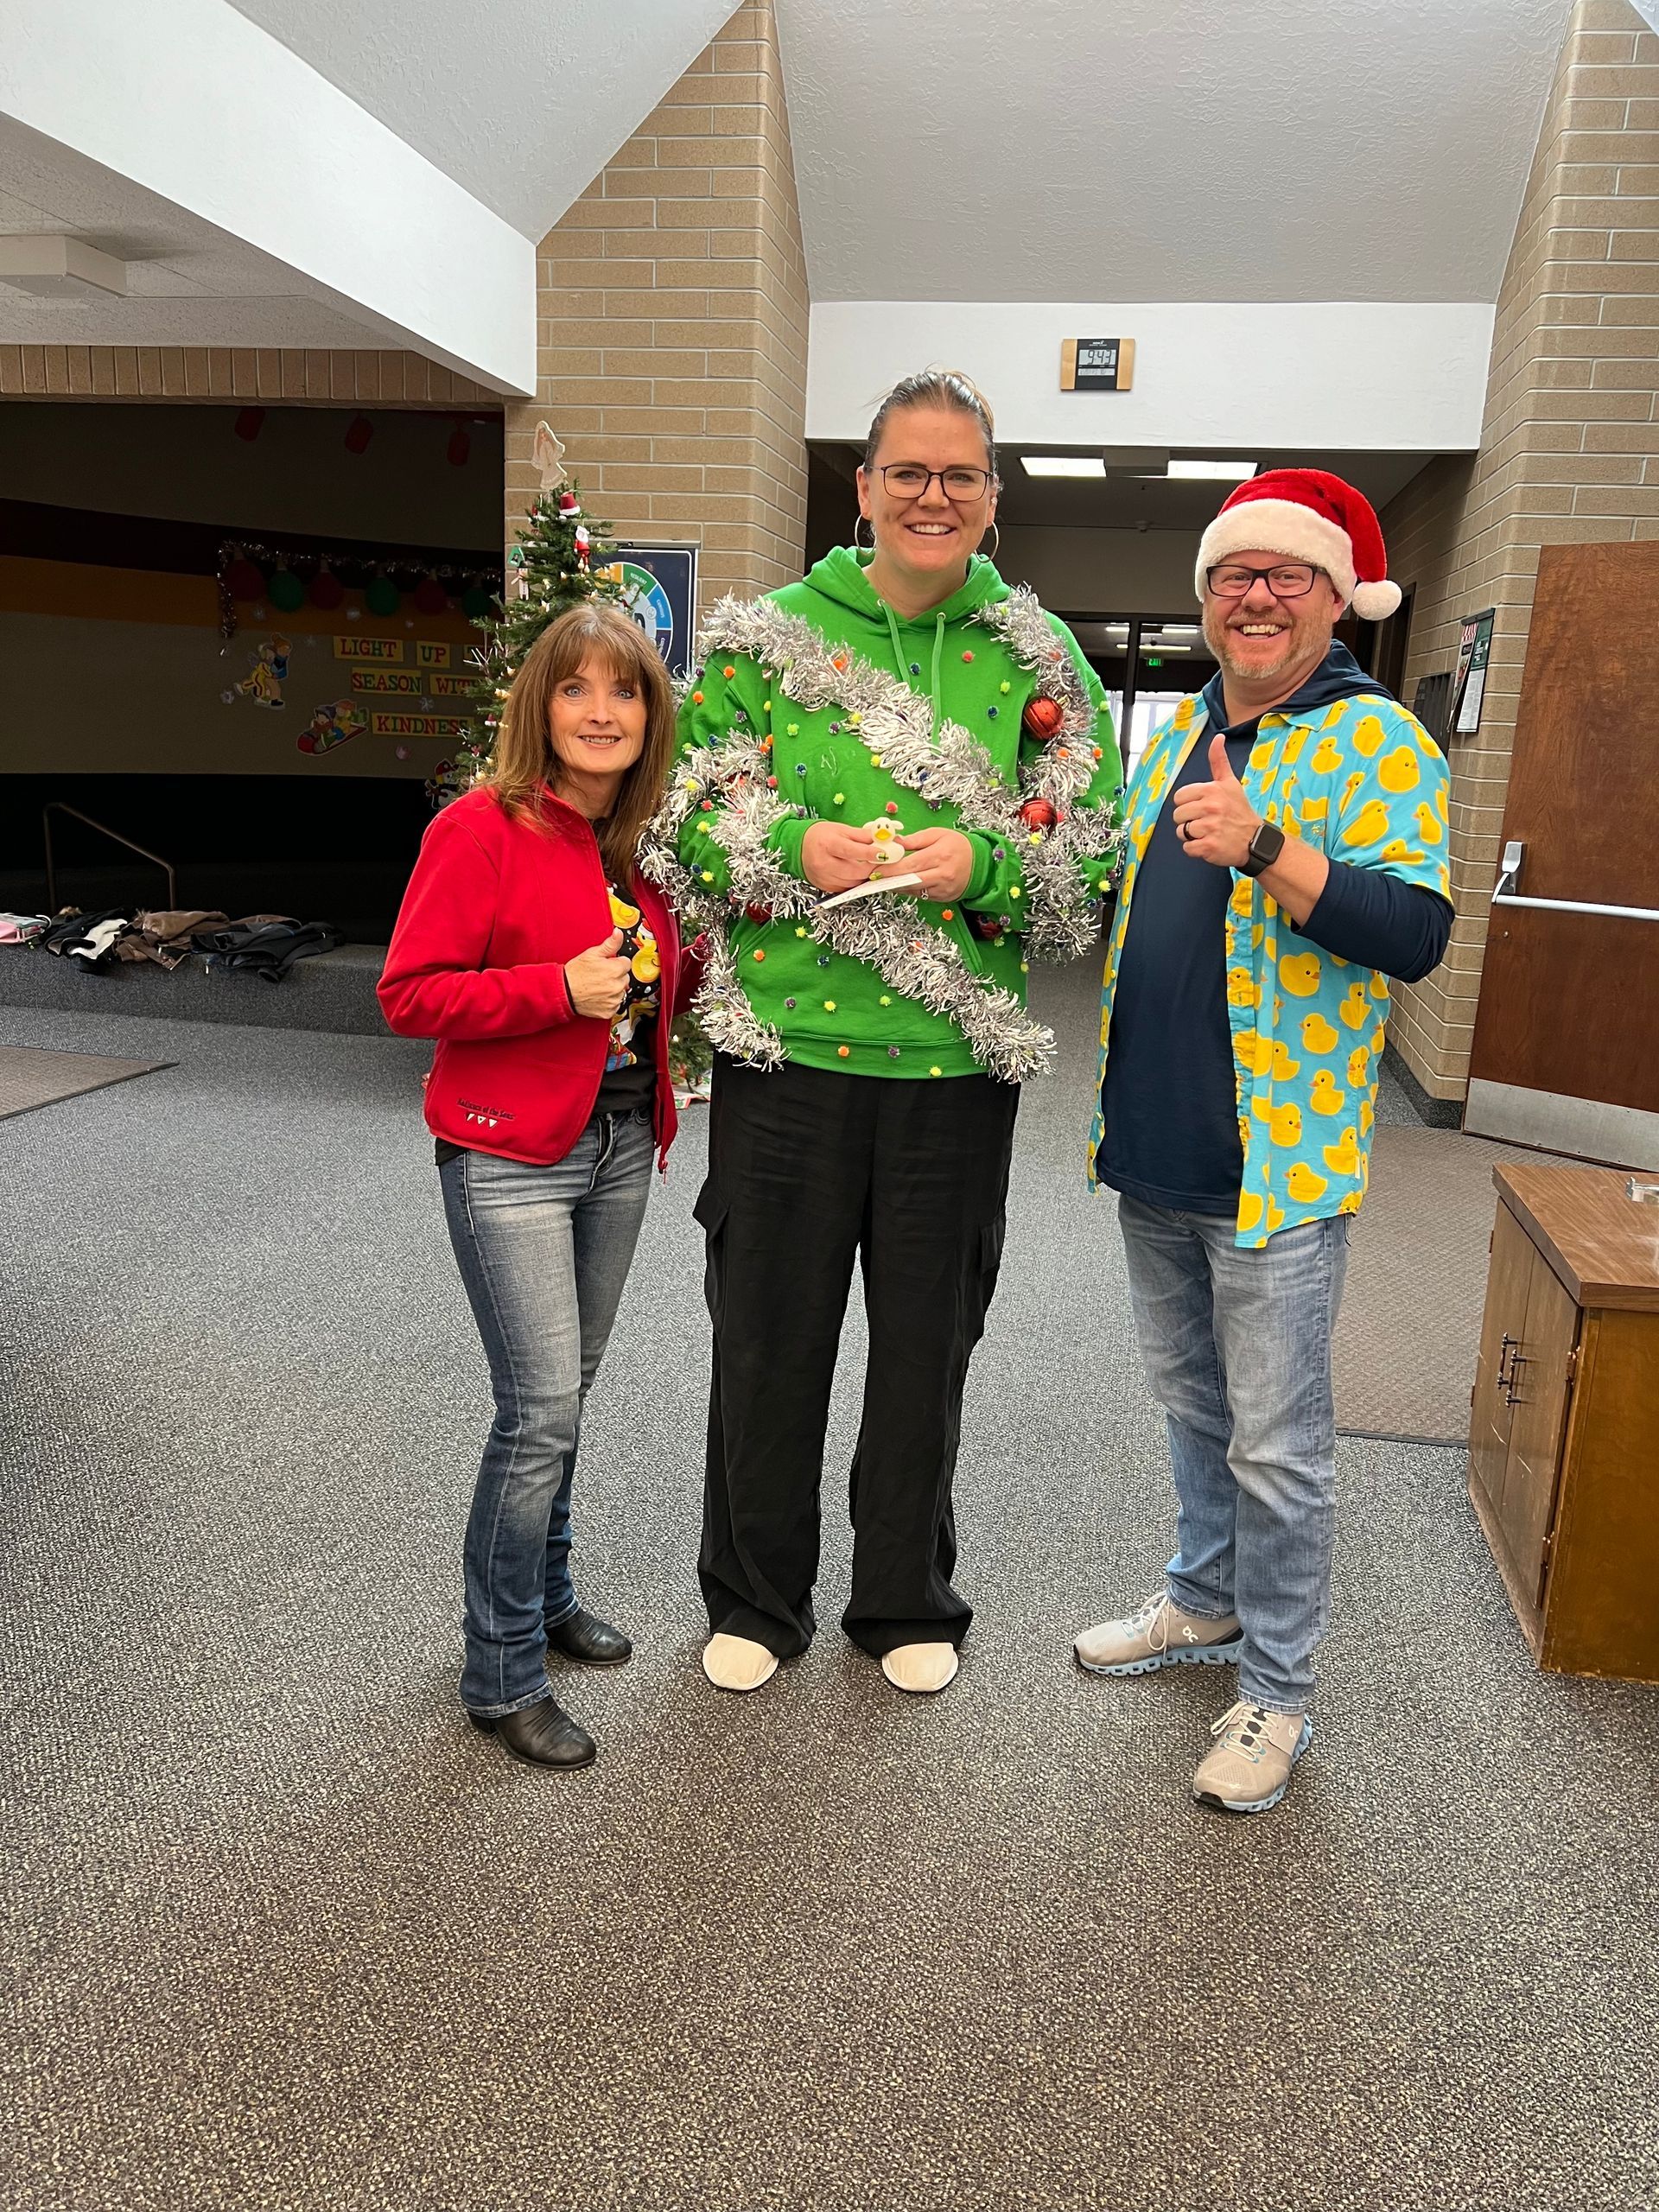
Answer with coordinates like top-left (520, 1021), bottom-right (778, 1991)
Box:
top-left (350, 669), bottom-right (474, 698)
top-left (1060, 339), bottom-right (1135, 392)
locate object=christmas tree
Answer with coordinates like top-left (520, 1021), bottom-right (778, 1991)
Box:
top-left (431, 428), bottom-right (624, 804)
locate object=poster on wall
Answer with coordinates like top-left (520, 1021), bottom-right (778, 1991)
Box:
top-left (1450, 608), bottom-right (1495, 738)
top-left (601, 543), bottom-right (698, 680)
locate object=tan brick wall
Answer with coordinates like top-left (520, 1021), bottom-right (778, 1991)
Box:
top-left (0, 346), bottom-right (493, 407)
top-left (505, 0), bottom-right (809, 614)
top-left (1382, 0), bottom-right (1659, 1099)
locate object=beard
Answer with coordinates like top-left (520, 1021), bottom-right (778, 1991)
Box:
top-left (1202, 601), bottom-right (1328, 683)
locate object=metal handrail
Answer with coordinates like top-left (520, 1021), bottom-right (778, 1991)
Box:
top-left (43, 803), bottom-right (178, 913)
top-left (1492, 839), bottom-right (1659, 925)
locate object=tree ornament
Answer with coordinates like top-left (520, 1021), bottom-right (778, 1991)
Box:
top-left (268, 569), bottom-right (305, 613)
top-left (414, 575), bottom-right (448, 615)
top-left (366, 574), bottom-right (400, 618)
top-left (308, 567), bottom-right (343, 611)
top-left (531, 421), bottom-right (567, 490)
top-left (226, 557), bottom-right (266, 601)
top-left (1023, 695), bottom-right (1065, 740)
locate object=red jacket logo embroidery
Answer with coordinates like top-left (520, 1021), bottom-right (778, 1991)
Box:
top-left (458, 1097), bottom-right (516, 1129)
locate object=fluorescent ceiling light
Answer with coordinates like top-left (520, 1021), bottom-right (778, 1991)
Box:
top-left (1021, 456), bottom-right (1105, 479)
top-left (1158, 624), bottom-right (1200, 635)
top-left (1167, 459), bottom-right (1256, 480)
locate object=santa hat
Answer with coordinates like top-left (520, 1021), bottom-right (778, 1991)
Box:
top-left (1193, 467), bottom-right (1402, 620)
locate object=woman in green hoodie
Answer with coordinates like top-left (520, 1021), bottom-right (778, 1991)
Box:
top-left (644, 369), bottom-right (1122, 1698)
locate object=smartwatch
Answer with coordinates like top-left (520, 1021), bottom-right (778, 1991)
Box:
top-left (1240, 820), bottom-right (1286, 880)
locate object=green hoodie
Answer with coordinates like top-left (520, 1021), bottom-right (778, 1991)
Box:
top-left (657, 546), bottom-right (1122, 1081)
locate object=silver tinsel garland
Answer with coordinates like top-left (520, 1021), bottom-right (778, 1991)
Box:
top-left (640, 591), bottom-right (1124, 1082)
top-left (972, 588), bottom-right (1124, 961)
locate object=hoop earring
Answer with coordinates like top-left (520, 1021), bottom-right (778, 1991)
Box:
top-left (981, 521), bottom-right (1001, 561)
top-left (855, 515), bottom-right (875, 551)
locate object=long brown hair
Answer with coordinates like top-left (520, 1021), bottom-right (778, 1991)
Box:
top-left (487, 601), bottom-right (677, 882)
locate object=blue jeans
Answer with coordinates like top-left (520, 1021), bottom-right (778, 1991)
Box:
top-left (440, 1110), bottom-right (654, 1716)
top-left (1116, 1195), bottom-right (1351, 1714)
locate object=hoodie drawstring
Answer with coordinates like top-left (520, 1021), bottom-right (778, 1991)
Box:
top-left (881, 601), bottom-right (949, 735)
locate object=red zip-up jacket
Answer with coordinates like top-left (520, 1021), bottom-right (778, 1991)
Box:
top-left (378, 785), bottom-right (695, 1169)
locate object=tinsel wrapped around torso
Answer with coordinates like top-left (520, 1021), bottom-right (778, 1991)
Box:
top-left (641, 548), bottom-right (1124, 1084)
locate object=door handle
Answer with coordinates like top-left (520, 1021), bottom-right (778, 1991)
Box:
top-left (1493, 840), bottom-right (1659, 923)
top-left (1497, 1332), bottom-right (1518, 1388)
top-left (1503, 1351), bottom-right (1527, 1407)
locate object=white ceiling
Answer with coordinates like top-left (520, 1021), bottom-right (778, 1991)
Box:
top-left (0, 114), bottom-right (386, 347)
top-left (777, 0), bottom-right (1572, 302)
top-left (223, 0), bottom-right (739, 237)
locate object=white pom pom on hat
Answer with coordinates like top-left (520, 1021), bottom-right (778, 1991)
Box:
top-left (1194, 467), bottom-right (1402, 619)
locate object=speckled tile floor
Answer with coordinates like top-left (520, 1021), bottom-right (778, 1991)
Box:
top-left (3, 965), bottom-right (1656, 2212)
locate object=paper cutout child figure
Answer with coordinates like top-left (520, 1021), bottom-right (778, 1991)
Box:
top-left (236, 633), bottom-right (292, 709)
top-left (297, 698), bottom-right (368, 755)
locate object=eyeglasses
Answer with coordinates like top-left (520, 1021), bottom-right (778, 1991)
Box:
top-left (1206, 563), bottom-right (1321, 601)
top-left (874, 464), bottom-right (995, 503)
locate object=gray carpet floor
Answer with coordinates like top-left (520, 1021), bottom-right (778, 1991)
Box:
top-left (3, 965), bottom-right (1657, 2212)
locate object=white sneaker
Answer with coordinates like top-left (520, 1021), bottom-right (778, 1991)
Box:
top-left (1074, 1592), bottom-right (1243, 1676)
top-left (880, 1642), bottom-right (959, 1694)
top-left (1192, 1700), bottom-right (1313, 1814)
top-left (702, 1633), bottom-right (779, 1693)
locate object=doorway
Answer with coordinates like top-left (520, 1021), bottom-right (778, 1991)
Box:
top-left (1064, 615), bottom-right (1219, 773)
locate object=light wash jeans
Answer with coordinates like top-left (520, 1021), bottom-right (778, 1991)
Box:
top-left (1116, 1194), bottom-right (1351, 1715)
top-left (439, 1109), bottom-right (654, 1716)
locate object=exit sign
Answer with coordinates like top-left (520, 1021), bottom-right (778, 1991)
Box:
top-left (1061, 338), bottom-right (1135, 392)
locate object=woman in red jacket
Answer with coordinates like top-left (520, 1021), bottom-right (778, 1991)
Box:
top-left (379, 601), bottom-right (689, 1772)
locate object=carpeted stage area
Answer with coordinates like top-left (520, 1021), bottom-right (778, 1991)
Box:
top-left (3, 961), bottom-right (1656, 2212)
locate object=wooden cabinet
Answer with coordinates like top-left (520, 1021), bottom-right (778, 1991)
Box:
top-left (1468, 1163), bottom-right (1659, 1682)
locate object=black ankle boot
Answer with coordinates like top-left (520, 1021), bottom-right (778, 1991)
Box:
top-left (468, 1697), bottom-right (595, 1770)
top-left (546, 1608), bottom-right (632, 1666)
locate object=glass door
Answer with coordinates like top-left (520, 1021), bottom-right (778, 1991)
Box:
top-left (1063, 617), bottom-right (1218, 776)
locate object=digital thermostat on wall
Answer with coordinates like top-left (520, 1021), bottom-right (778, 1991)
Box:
top-left (1060, 339), bottom-right (1135, 392)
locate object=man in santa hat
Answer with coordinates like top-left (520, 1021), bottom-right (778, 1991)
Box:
top-left (1074, 469), bottom-right (1452, 1815)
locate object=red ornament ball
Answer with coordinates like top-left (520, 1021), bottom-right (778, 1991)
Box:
top-left (1022, 696), bottom-right (1065, 740)
top-left (1020, 798), bottom-right (1058, 831)
top-left (744, 904), bottom-right (772, 925)
top-left (225, 558), bottom-right (265, 601)
top-left (308, 569), bottom-right (344, 611)
top-left (414, 576), bottom-right (448, 616)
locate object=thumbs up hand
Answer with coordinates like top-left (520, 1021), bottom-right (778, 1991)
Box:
top-left (1170, 732), bottom-right (1264, 868)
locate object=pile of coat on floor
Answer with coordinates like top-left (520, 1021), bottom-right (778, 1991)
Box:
top-left (0, 908), bottom-right (342, 983)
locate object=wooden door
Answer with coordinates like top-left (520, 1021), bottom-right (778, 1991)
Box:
top-left (1496, 1255), bottom-right (1580, 1607)
top-left (1469, 1204), bottom-right (1531, 1510)
top-left (1466, 542), bottom-right (1659, 1167)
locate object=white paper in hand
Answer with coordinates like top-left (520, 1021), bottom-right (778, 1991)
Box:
top-left (815, 872), bottom-right (925, 911)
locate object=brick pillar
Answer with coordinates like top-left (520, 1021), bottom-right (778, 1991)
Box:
top-left (1381, 0), bottom-right (1659, 1100)
top-left (505, 0), bottom-right (809, 617)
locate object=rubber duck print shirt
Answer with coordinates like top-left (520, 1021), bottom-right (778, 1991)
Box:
top-left (1090, 672), bottom-right (1452, 1249)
